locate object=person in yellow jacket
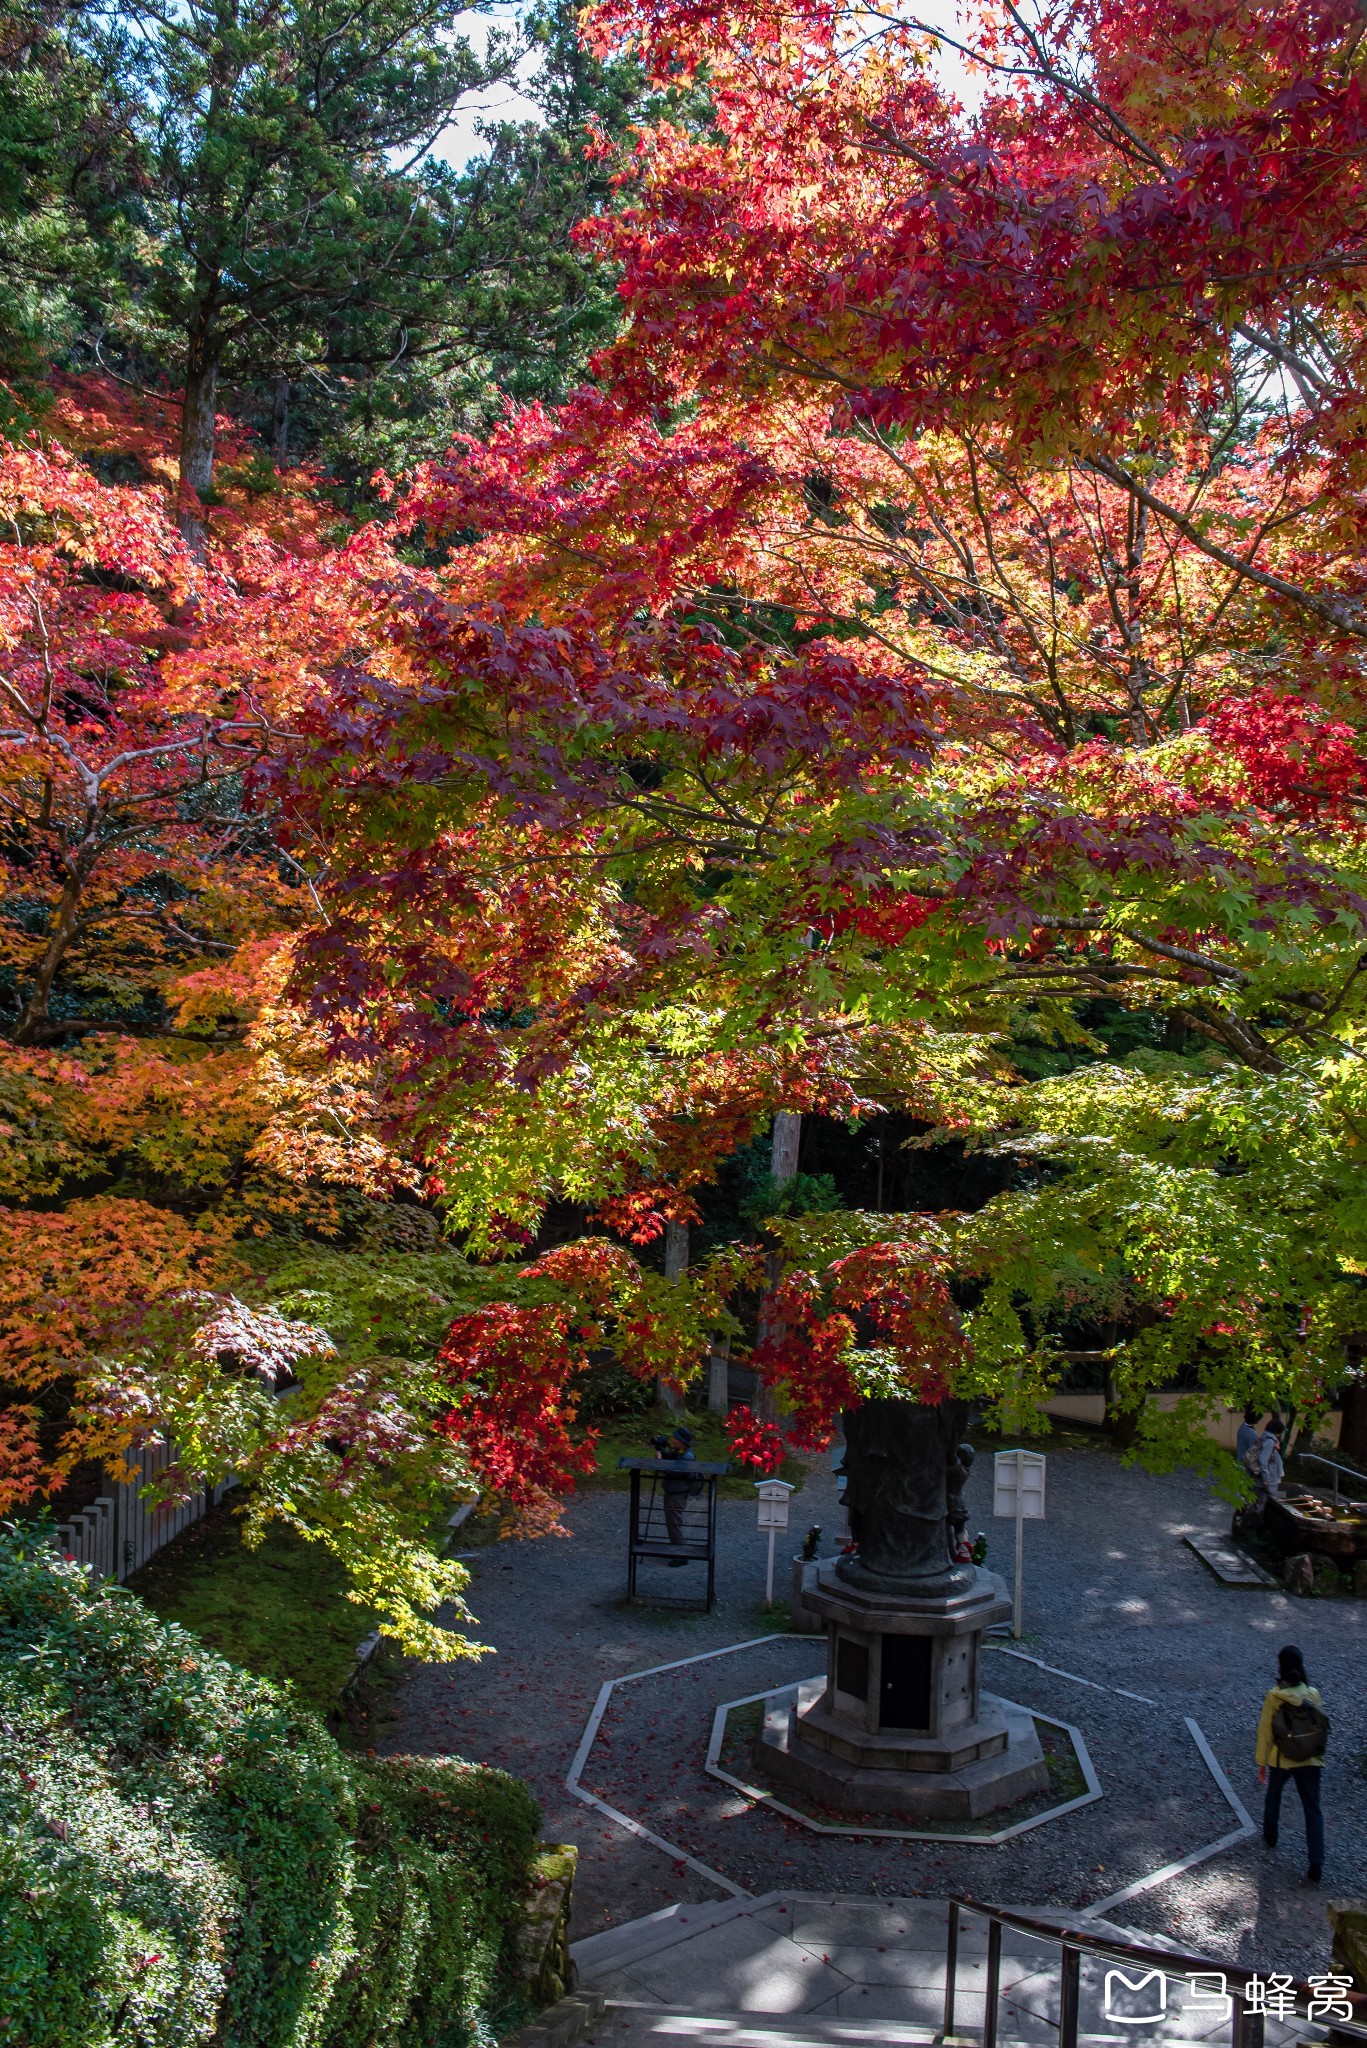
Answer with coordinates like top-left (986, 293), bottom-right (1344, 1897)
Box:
top-left (1257, 1643), bottom-right (1327, 1883)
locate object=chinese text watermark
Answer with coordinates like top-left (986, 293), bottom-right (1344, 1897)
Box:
top-left (1101, 1970), bottom-right (1358, 2027)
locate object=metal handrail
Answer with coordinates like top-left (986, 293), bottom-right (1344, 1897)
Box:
top-left (1293, 1450), bottom-right (1367, 1510)
top-left (945, 1895), bottom-right (1367, 2048)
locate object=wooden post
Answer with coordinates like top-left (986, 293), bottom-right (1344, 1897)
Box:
top-left (756, 1116), bottom-right (801, 1423)
top-left (658, 1220), bottom-right (688, 1414)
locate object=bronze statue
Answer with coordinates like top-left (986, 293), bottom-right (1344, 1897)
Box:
top-left (837, 1398), bottom-right (975, 1596)
top-left (946, 1436), bottom-right (976, 1557)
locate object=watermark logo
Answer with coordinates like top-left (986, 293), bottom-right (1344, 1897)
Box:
top-left (1103, 1972), bottom-right (1165, 2025)
top-left (1187, 1974), bottom-right (1232, 2022)
top-left (1100, 1970), bottom-right (1358, 2029)
top-left (1307, 1974), bottom-right (1357, 2022)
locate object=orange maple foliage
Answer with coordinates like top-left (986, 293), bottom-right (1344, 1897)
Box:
top-left (0, 1196), bottom-right (229, 1510)
top-left (0, 382), bottom-right (433, 1526)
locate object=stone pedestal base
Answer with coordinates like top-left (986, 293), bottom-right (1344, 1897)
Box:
top-left (749, 1558), bottom-right (1048, 1822)
top-left (756, 1678), bottom-right (1048, 1819)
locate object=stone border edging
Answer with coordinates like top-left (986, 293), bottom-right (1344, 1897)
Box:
top-left (987, 1646), bottom-right (1257, 1919)
top-left (703, 1682), bottom-right (1102, 1844)
top-left (1083, 1714), bottom-right (1255, 1920)
top-left (498, 1989), bottom-right (605, 2048)
top-left (564, 1633), bottom-right (786, 1900)
top-left (985, 1643), bottom-right (1157, 1704)
top-left (563, 1635), bottom-right (1257, 1914)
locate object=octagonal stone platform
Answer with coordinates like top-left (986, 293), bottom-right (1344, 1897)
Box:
top-left (752, 1559), bottom-right (1049, 1819)
top-left (757, 1677), bottom-right (1048, 1819)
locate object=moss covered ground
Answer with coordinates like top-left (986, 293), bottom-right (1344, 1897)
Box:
top-left (127, 1500), bottom-right (391, 1726)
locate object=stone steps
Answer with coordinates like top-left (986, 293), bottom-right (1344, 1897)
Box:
top-left (589, 2008), bottom-right (1236, 2048)
top-left (567, 1892), bottom-right (1318, 2048)
top-left (1182, 1533), bottom-right (1277, 1587)
top-left (571, 1895), bottom-right (769, 1980)
top-left (592, 2005), bottom-right (940, 2045)
top-left (572, 1893), bottom-right (1112, 2038)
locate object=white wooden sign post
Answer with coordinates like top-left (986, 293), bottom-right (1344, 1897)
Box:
top-left (756, 1479), bottom-right (795, 1607)
top-left (993, 1449), bottom-right (1046, 1639)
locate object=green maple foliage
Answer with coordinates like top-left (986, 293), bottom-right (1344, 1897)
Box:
top-left (72, 0), bottom-right (513, 540)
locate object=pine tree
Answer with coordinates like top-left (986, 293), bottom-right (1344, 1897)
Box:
top-left (78, 0), bottom-right (513, 549)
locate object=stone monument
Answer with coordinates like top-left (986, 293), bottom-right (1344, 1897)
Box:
top-left (755, 1398), bottom-right (1049, 1819)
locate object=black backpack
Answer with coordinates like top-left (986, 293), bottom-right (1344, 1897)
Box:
top-left (1271, 1695), bottom-right (1330, 1763)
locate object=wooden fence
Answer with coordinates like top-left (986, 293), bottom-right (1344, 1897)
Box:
top-left (49, 1439), bottom-right (233, 1583)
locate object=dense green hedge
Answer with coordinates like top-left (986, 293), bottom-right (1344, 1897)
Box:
top-left (0, 1526), bottom-right (541, 2047)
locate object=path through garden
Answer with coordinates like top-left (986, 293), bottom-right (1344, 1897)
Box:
top-left (385, 1441), bottom-right (1366, 1978)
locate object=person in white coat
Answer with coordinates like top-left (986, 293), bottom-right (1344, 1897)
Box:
top-left (1256, 1424), bottom-right (1285, 1511)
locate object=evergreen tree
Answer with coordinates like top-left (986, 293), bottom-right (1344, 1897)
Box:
top-left (268, 0), bottom-right (654, 490)
top-left (78, 0), bottom-right (516, 547)
top-left (0, 0), bottom-right (135, 404)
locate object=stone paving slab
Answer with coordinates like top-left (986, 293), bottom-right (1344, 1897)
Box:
top-left (585, 2015), bottom-right (1247, 2048)
top-left (1182, 1535), bottom-right (1277, 1588)
top-left (583, 2011), bottom-right (939, 2046)
top-left (749, 1898), bottom-right (986, 1948)
top-left (782, 1894), bottom-right (950, 1949)
top-left (601, 1919), bottom-right (852, 2013)
top-left (575, 1896), bottom-right (1051, 2025)
top-left (574, 1898), bottom-right (761, 1980)
top-left (789, 1943), bottom-right (989, 1987)
top-left (586, 2015), bottom-right (1254, 2048)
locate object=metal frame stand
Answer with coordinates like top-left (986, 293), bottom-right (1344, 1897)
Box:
top-left (620, 1458), bottom-right (727, 1610)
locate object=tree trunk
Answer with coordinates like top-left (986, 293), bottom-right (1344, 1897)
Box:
top-left (1339, 1379), bottom-right (1367, 1467)
top-left (177, 356), bottom-right (219, 560)
top-left (271, 375), bottom-right (290, 469)
top-left (755, 1114), bottom-right (802, 1421)
top-left (1122, 499), bottom-right (1152, 744)
top-left (1103, 1366), bottom-right (1142, 1449)
top-left (771, 1111), bottom-right (801, 1184)
top-left (13, 870), bottom-right (83, 1044)
top-left (755, 1245), bottom-right (784, 1425)
top-left (707, 1333), bottom-right (731, 1415)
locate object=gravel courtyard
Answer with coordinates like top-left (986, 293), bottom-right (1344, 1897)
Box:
top-left (384, 1438), bottom-right (1365, 1979)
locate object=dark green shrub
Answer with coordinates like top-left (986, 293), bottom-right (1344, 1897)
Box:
top-left (0, 1526), bottom-right (540, 2047)
top-left (575, 1353), bottom-right (656, 1419)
